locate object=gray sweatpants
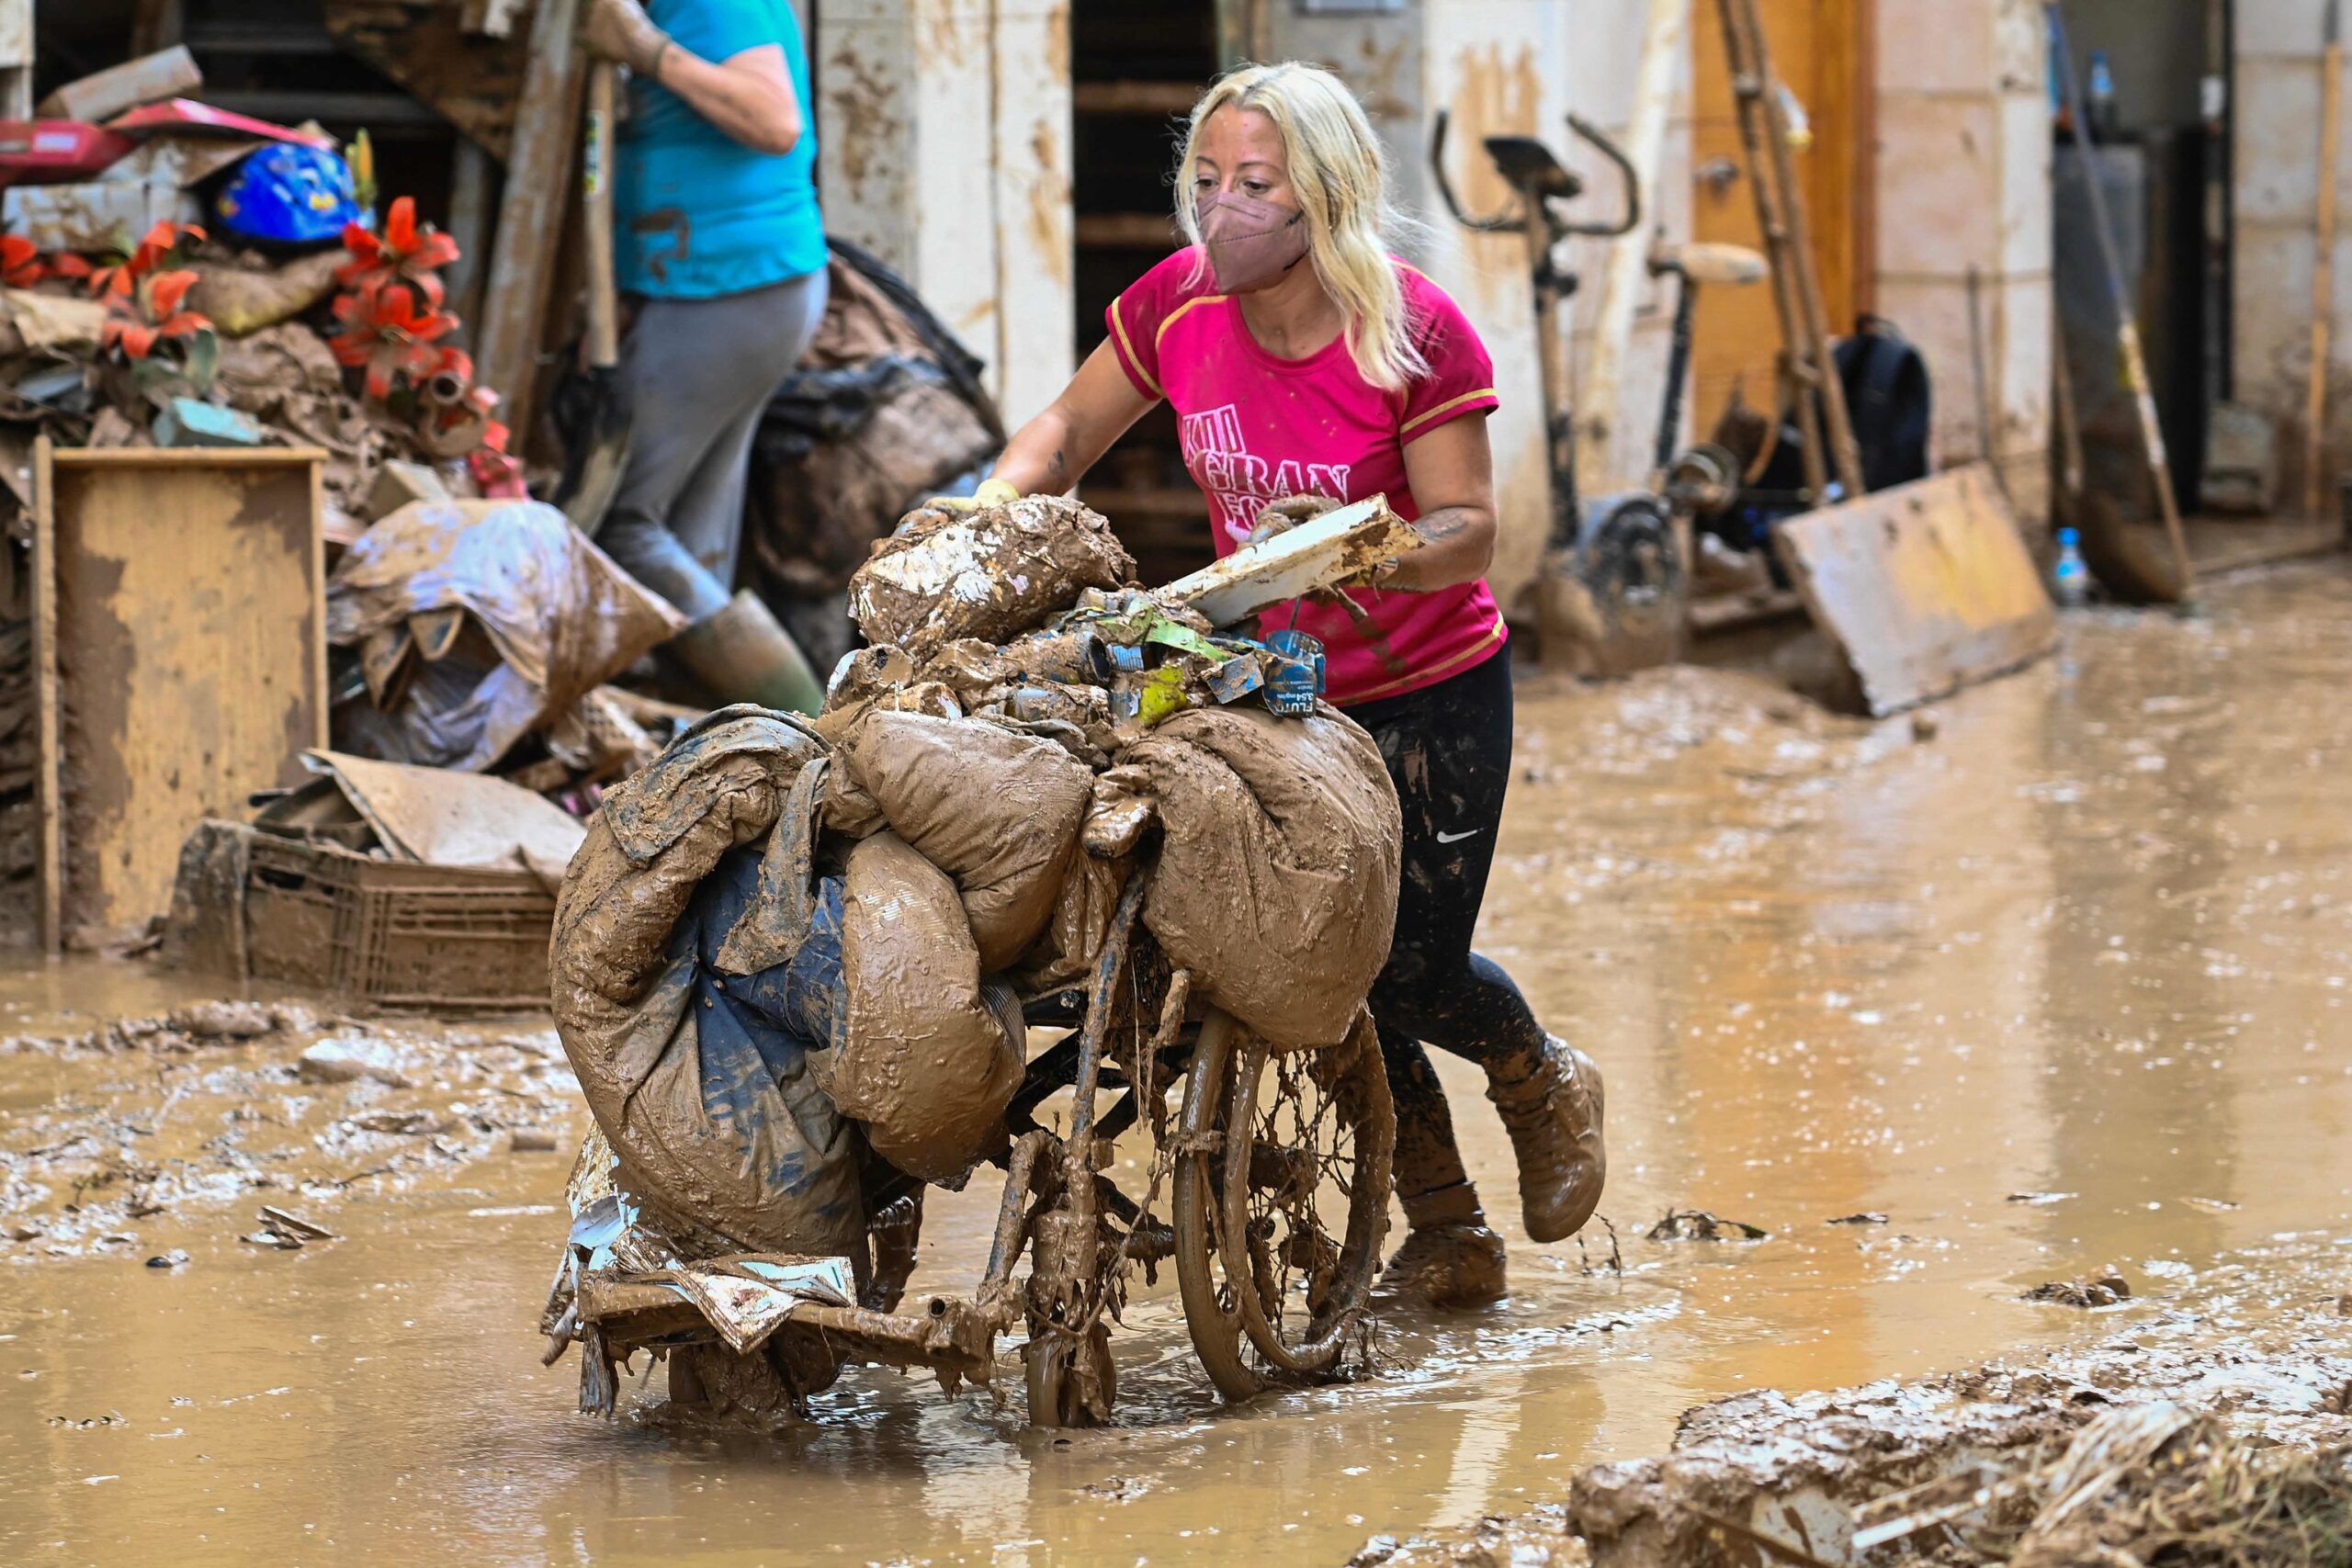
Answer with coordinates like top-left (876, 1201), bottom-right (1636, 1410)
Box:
top-left (599, 268), bottom-right (830, 622)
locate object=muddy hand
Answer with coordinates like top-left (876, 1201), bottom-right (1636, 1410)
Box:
top-left (580, 0), bottom-right (673, 76)
top-left (1246, 492), bottom-right (1338, 546)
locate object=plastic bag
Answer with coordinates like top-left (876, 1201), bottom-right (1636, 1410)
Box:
top-left (327, 498), bottom-right (685, 771)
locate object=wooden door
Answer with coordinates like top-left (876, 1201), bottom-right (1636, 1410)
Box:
top-left (1688, 0), bottom-right (1872, 442)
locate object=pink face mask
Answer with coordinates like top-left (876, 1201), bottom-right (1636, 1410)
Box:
top-left (1196, 189), bottom-right (1310, 293)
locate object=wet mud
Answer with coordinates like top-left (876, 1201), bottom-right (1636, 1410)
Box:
top-left (4, 562), bottom-right (2350, 1565)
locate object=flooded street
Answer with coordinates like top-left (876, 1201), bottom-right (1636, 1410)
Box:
top-left (5, 562), bottom-right (2348, 1566)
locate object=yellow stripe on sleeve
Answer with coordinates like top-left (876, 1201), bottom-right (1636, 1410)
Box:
top-left (1109, 296), bottom-right (1162, 399)
top-left (1399, 387), bottom-right (1498, 438)
top-left (1152, 292), bottom-right (1229, 354)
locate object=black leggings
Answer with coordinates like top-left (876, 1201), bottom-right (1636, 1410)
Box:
top-left (1342, 649), bottom-right (1548, 1202)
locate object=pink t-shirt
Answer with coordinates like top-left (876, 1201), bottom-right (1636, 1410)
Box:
top-left (1106, 249), bottom-right (1508, 705)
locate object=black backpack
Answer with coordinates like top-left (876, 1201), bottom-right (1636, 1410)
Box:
top-left (1833, 315), bottom-right (1932, 493)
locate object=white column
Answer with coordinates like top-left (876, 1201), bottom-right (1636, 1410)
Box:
top-left (814, 0), bottom-right (1074, 429)
top-left (1873, 0), bottom-right (2053, 529)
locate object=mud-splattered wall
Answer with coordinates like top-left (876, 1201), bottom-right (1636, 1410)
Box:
top-left (1266, 1), bottom-right (1693, 624)
top-left (1876, 0), bottom-right (2055, 532)
top-left (2233, 1), bottom-right (2350, 504)
top-left (815, 0), bottom-right (1075, 431)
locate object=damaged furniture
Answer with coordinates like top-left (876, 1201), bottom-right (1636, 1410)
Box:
top-left (164, 747), bottom-right (584, 1010)
top-left (31, 441), bottom-right (327, 952)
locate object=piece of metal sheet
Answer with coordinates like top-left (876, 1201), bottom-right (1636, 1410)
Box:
top-left (1772, 463), bottom-right (2056, 716)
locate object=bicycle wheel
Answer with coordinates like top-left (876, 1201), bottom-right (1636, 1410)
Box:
top-left (1174, 1009), bottom-right (1393, 1399)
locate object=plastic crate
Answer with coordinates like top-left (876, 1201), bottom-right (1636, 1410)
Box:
top-left (242, 830), bottom-right (556, 1010)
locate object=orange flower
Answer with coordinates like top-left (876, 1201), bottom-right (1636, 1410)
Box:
top-left (337, 196), bottom-right (459, 309)
top-left (328, 277), bottom-right (460, 400)
top-left (87, 220), bottom-right (206, 299)
top-left (99, 267), bottom-right (213, 361)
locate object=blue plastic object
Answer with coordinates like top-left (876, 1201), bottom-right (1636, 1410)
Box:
top-left (213, 143), bottom-right (368, 246)
top-left (1262, 629), bottom-right (1325, 716)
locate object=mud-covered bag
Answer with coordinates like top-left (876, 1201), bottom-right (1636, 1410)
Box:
top-left (837, 710), bottom-right (1092, 972)
top-left (548, 709), bottom-right (865, 1257)
top-left (824, 830), bottom-right (1025, 1185)
top-left (328, 498), bottom-right (685, 771)
top-left (847, 494), bottom-right (1133, 658)
top-left (1108, 705), bottom-right (1401, 1049)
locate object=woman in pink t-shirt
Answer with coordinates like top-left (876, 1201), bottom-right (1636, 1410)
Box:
top-left (976, 62), bottom-right (1604, 1305)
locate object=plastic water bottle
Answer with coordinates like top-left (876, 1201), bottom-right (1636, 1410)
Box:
top-left (2088, 51), bottom-right (2118, 139)
top-left (2052, 526), bottom-right (2090, 608)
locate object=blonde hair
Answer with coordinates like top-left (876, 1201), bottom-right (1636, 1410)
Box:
top-left (1177, 62), bottom-right (1427, 391)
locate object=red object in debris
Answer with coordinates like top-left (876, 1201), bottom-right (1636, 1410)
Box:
top-left (469, 447), bottom-right (528, 499)
top-left (0, 120), bottom-right (138, 190)
top-left (103, 98), bottom-right (332, 147)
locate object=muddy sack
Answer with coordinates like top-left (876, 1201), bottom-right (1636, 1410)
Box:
top-left (328, 498), bottom-right (686, 771)
top-left (837, 711), bottom-right (1093, 972)
top-left (847, 495), bottom-right (1134, 658)
top-left (1108, 705), bottom-right (1401, 1049)
top-left (824, 830), bottom-right (1024, 1186)
top-left (548, 709), bottom-right (865, 1257)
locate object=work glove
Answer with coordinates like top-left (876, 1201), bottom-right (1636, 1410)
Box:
top-left (581, 0), bottom-right (673, 77)
top-left (1244, 492), bottom-right (1335, 545)
top-left (894, 478), bottom-right (1020, 536)
top-left (925, 477), bottom-right (1021, 514)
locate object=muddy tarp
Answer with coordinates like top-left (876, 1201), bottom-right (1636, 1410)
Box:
top-left (548, 708), bottom-right (865, 1257)
top-left (822, 830), bottom-right (1024, 1187)
top-left (846, 495), bottom-right (1134, 659)
top-left (328, 498), bottom-right (686, 771)
top-left (835, 710), bottom-right (1093, 972)
top-left (1107, 705), bottom-right (1401, 1049)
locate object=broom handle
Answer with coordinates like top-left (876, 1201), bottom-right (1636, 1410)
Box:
top-left (583, 61), bottom-right (620, 372)
top-left (2046, 4), bottom-right (2195, 593)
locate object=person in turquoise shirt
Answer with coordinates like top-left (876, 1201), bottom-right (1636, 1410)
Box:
top-left (580, 0), bottom-right (830, 711)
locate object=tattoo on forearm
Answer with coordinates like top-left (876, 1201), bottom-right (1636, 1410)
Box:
top-left (1418, 508), bottom-right (1474, 544)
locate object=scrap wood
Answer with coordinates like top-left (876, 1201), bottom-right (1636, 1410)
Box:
top-left (1152, 493), bottom-right (1419, 628)
top-left (36, 45), bottom-right (203, 123)
top-left (1772, 464), bottom-right (2055, 716)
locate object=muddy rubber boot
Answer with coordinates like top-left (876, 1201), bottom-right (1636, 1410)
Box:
top-left (1380, 1180), bottom-right (1507, 1308)
top-left (1487, 1036), bottom-right (1607, 1244)
top-left (665, 589), bottom-right (825, 715)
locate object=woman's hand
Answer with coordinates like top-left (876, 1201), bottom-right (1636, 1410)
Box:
top-left (581, 0), bottom-right (671, 75)
top-left (583, 0), bottom-right (806, 157)
top-left (1387, 415), bottom-right (1498, 591)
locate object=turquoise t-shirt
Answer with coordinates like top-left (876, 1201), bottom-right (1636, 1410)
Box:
top-left (616, 0), bottom-right (825, 298)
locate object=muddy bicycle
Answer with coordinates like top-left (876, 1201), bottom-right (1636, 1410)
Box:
top-left (560, 866), bottom-right (1396, 1428)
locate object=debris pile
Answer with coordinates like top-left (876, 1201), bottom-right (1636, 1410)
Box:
top-left (0, 52), bottom-right (584, 941)
top-left (540, 493), bottom-right (1407, 1411)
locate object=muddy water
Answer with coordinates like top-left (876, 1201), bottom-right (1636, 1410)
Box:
top-left (4, 563), bottom-right (2349, 1566)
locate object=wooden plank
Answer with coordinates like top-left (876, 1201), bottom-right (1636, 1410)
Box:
top-left (30, 435), bottom-right (58, 955)
top-left (474, 0), bottom-right (585, 443)
top-left (1772, 463), bottom-right (2056, 716)
top-left (41, 449), bottom-right (328, 948)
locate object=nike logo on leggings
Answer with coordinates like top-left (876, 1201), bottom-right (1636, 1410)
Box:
top-left (1434, 829), bottom-right (1480, 844)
